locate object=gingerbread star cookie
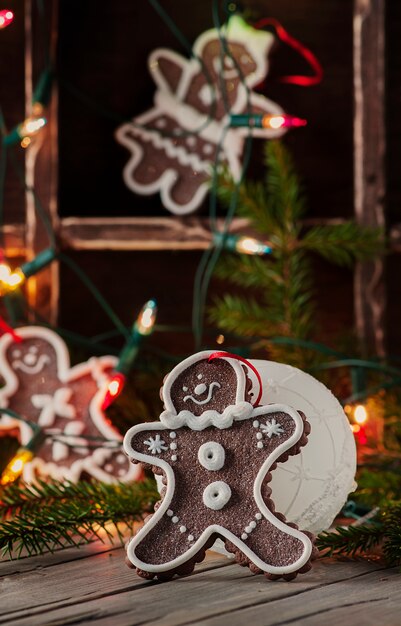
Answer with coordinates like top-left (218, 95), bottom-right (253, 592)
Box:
top-left (0, 326), bottom-right (140, 483)
top-left (116, 16), bottom-right (285, 215)
top-left (124, 350), bottom-right (316, 581)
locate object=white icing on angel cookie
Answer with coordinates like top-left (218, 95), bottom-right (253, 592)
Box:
top-left (0, 326), bottom-right (140, 484)
top-left (115, 16), bottom-right (286, 215)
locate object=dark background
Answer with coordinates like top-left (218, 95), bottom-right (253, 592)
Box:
top-left (1, 0), bottom-right (399, 354)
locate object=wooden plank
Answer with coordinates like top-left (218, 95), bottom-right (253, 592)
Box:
top-left (24, 0), bottom-right (60, 325)
top-left (59, 217), bottom-right (351, 252)
top-left (0, 224), bottom-right (26, 257)
top-left (0, 549), bottom-right (390, 626)
top-left (59, 217), bottom-right (252, 251)
top-left (353, 0), bottom-right (386, 355)
top-left (196, 566), bottom-right (400, 626)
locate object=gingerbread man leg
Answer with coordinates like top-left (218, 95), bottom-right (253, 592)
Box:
top-left (127, 509), bottom-right (213, 580)
top-left (225, 514), bottom-right (313, 580)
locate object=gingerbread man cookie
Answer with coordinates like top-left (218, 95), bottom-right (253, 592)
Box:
top-left (124, 351), bottom-right (315, 580)
top-left (0, 326), bottom-right (140, 483)
top-left (116, 16), bottom-right (285, 215)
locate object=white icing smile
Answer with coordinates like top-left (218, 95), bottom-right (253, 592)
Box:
top-left (13, 354), bottom-right (51, 375)
top-left (183, 382), bottom-right (221, 406)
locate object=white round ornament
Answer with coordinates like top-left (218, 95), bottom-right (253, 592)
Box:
top-left (251, 359), bottom-right (356, 533)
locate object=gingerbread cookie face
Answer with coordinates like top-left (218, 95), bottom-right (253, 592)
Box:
top-left (124, 350), bottom-right (315, 580)
top-left (0, 327), bottom-right (140, 484)
top-left (170, 357), bottom-right (239, 416)
top-left (115, 16), bottom-right (285, 215)
top-left (160, 351), bottom-right (255, 430)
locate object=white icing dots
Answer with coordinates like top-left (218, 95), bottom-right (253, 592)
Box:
top-left (187, 534), bottom-right (194, 542)
top-left (198, 441), bottom-right (225, 471)
top-left (105, 464), bottom-right (113, 472)
top-left (197, 374), bottom-right (203, 380)
top-left (170, 442), bottom-right (177, 450)
top-left (256, 433), bottom-right (263, 440)
top-left (169, 432), bottom-right (176, 439)
top-left (172, 516), bottom-right (179, 524)
top-left (179, 525), bottom-right (187, 533)
top-left (253, 420), bottom-right (259, 428)
top-left (171, 454), bottom-right (177, 461)
top-left (241, 515), bottom-right (262, 542)
top-left (203, 481), bottom-right (231, 510)
top-left (257, 441), bottom-right (264, 449)
top-left (203, 143), bottom-right (213, 155)
top-left (116, 454), bottom-right (126, 464)
top-left (167, 509), bottom-right (173, 517)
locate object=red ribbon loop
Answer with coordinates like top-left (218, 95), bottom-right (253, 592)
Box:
top-left (208, 351), bottom-right (263, 406)
top-left (254, 17), bottom-right (323, 87)
top-left (0, 317), bottom-right (22, 343)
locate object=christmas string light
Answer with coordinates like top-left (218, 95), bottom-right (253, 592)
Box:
top-left (0, 10), bottom-right (14, 30)
top-left (213, 232), bottom-right (272, 255)
top-left (102, 299), bottom-right (157, 410)
top-left (3, 68), bottom-right (53, 147)
top-left (0, 248), bottom-right (56, 296)
top-left (0, 427), bottom-right (44, 486)
top-left (229, 113), bottom-right (307, 130)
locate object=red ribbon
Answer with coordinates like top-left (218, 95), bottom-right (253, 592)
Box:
top-left (254, 17), bottom-right (323, 87)
top-left (208, 351), bottom-right (263, 406)
top-left (0, 317), bottom-right (22, 343)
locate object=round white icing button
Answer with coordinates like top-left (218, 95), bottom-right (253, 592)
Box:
top-left (197, 441), bottom-right (225, 471)
top-left (202, 481), bottom-right (232, 510)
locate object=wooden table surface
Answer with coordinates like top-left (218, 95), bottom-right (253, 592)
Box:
top-left (0, 543), bottom-right (400, 626)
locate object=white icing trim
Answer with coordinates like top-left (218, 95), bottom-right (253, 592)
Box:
top-left (124, 404), bottom-right (313, 575)
top-left (203, 481), bottom-right (232, 510)
top-left (160, 402), bottom-right (253, 431)
top-left (198, 441), bottom-right (225, 471)
top-left (0, 326), bottom-right (141, 484)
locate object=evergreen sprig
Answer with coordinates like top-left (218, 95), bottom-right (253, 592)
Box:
top-left (317, 501), bottom-right (401, 566)
top-left (0, 478), bottom-right (158, 558)
top-left (210, 141), bottom-right (384, 365)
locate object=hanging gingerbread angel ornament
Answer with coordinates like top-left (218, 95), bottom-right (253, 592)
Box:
top-left (116, 16), bottom-right (289, 215)
top-left (124, 350), bottom-right (317, 581)
top-left (0, 326), bottom-right (140, 483)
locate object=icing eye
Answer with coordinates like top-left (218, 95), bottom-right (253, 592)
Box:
top-left (182, 386), bottom-right (188, 392)
top-left (12, 350), bottom-right (21, 359)
top-left (197, 374), bottom-right (203, 380)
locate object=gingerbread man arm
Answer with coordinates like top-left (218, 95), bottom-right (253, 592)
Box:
top-left (124, 423), bottom-right (176, 468)
top-left (148, 49), bottom-right (187, 95)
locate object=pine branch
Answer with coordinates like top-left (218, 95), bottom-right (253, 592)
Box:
top-left (317, 502), bottom-right (401, 566)
top-left (215, 254), bottom-right (284, 290)
top-left (0, 478), bottom-right (159, 558)
top-left (301, 223), bottom-right (385, 267)
top-left (317, 523), bottom-right (383, 558)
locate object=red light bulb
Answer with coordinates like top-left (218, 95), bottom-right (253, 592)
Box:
top-left (0, 10), bottom-right (14, 29)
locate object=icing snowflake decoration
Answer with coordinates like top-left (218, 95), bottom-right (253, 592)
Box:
top-left (260, 418), bottom-right (285, 438)
top-left (115, 16), bottom-right (286, 215)
top-left (144, 434), bottom-right (168, 455)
